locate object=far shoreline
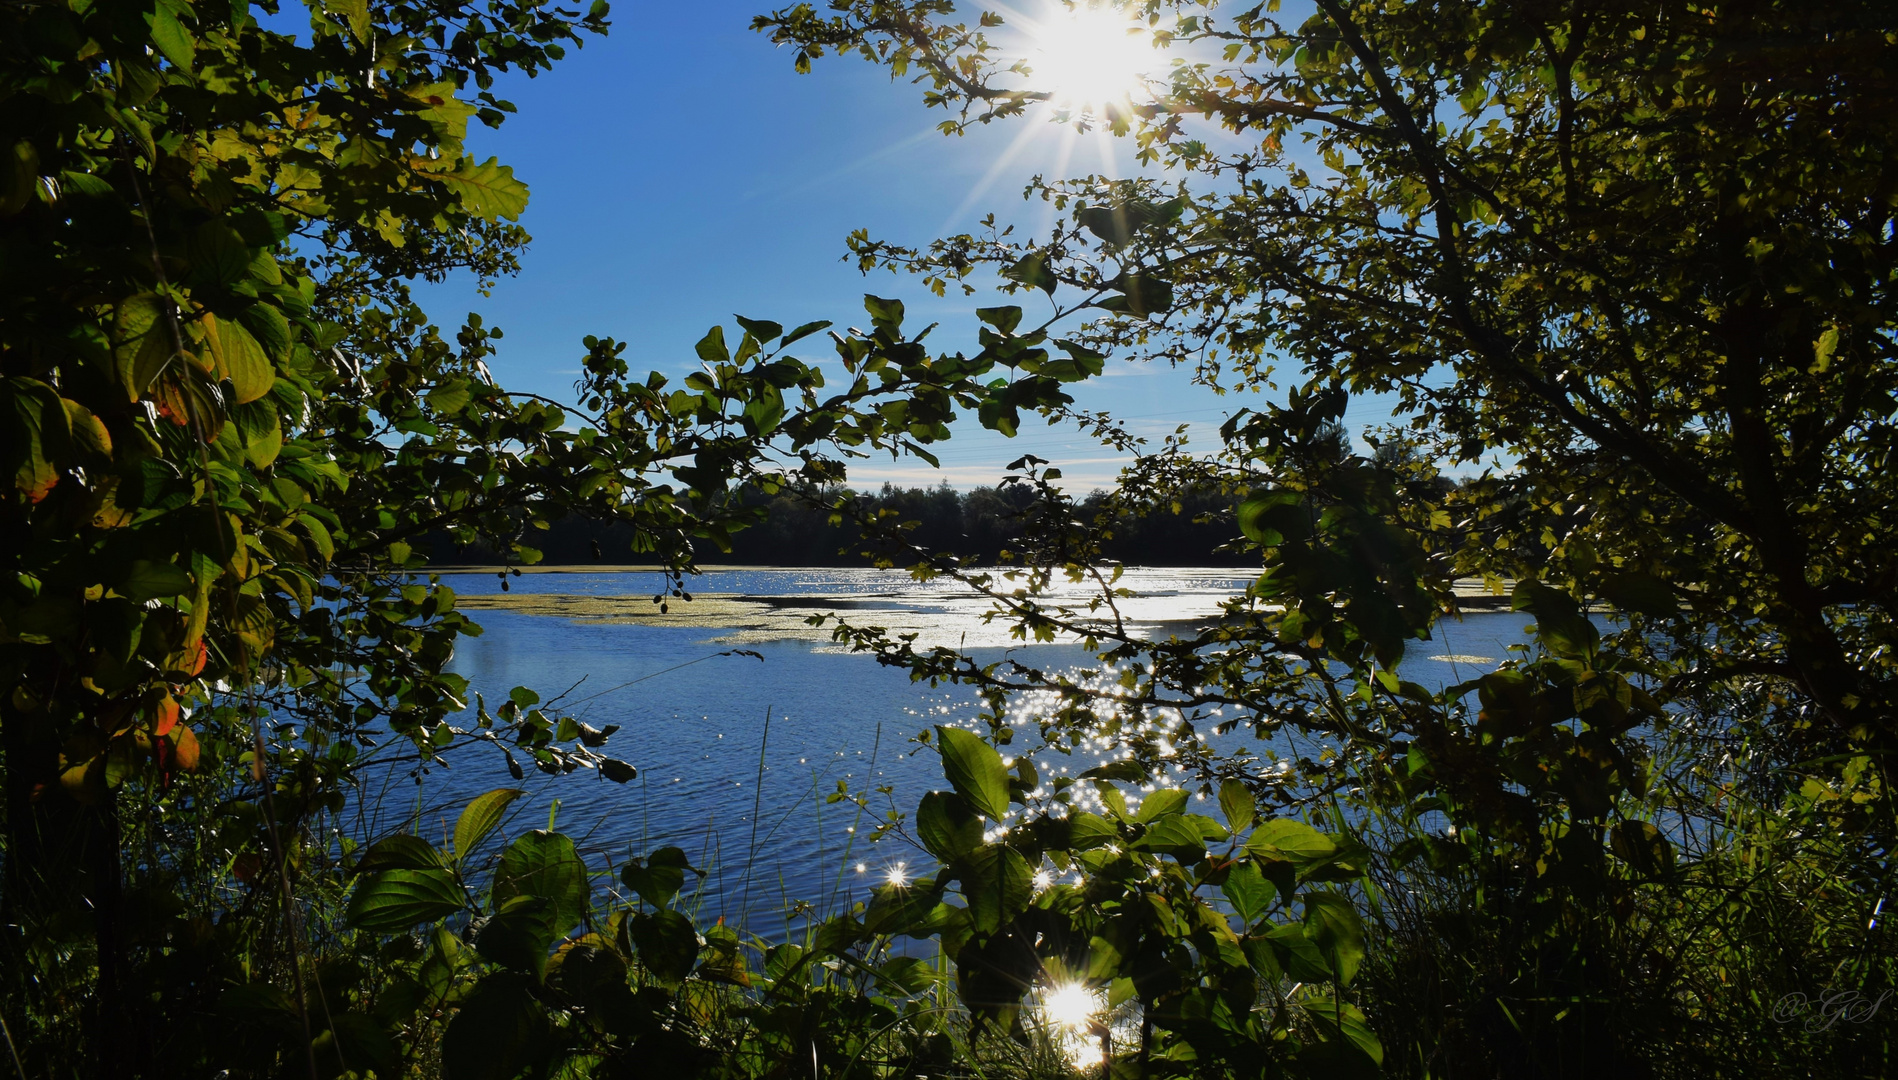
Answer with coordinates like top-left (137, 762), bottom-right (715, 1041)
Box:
top-left (423, 563), bottom-right (1258, 575)
top-left (423, 564), bottom-right (1518, 609)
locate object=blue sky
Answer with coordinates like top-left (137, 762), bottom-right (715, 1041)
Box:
top-left (412, 2), bottom-right (1386, 490)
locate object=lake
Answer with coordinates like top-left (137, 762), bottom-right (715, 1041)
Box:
top-left (387, 568), bottom-right (1533, 934)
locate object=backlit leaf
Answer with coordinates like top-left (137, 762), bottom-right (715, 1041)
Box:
top-left (916, 790), bottom-right (983, 861)
top-left (493, 831), bottom-right (588, 934)
top-left (353, 834), bottom-right (447, 875)
top-left (454, 788), bottom-right (525, 863)
top-left (2, 378), bottom-right (68, 502)
top-left (440, 157), bottom-right (529, 221)
top-left (346, 869), bottom-right (465, 933)
top-left (201, 312), bottom-right (273, 403)
top-left (1219, 778), bottom-right (1256, 834)
top-left (1221, 861), bottom-right (1276, 924)
top-left (955, 844), bottom-right (1032, 934)
top-left (620, 845), bottom-right (694, 908)
top-left (121, 559), bottom-right (191, 602)
top-left (1246, 819), bottom-right (1337, 864)
top-left (113, 294), bottom-right (174, 399)
top-left (935, 725), bottom-right (1011, 821)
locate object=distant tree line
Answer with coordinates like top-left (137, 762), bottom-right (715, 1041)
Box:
top-left (431, 482), bottom-right (1257, 568)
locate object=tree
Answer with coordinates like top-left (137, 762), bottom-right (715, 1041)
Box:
top-left (754, 1), bottom-right (1897, 1073)
top-left (0, 0), bottom-right (1083, 1072)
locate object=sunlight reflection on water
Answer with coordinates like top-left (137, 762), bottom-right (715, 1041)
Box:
top-left (391, 569), bottom-right (1536, 932)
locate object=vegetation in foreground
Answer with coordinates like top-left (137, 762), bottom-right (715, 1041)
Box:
top-left (3, 0), bottom-right (1894, 1077)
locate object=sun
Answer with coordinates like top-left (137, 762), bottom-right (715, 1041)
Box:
top-left (1041, 981), bottom-right (1101, 1031)
top-left (1026, 4), bottom-right (1155, 112)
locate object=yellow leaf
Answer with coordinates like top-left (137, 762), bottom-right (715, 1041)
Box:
top-left (114, 293), bottom-right (175, 399)
top-left (61, 398), bottom-right (113, 456)
top-left (200, 312), bottom-right (274, 403)
top-left (328, 0), bottom-right (371, 42)
top-left (172, 726), bottom-right (202, 772)
top-left (439, 157), bottom-right (529, 221)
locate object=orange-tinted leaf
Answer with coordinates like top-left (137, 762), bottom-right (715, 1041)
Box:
top-left (153, 695), bottom-right (180, 737)
top-left (172, 725), bottom-right (201, 772)
top-left (3, 377), bottom-right (71, 503)
top-left (61, 398), bottom-right (112, 456)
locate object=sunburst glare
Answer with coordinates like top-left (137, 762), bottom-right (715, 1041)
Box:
top-left (1026, 3), bottom-right (1155, 113)
top-left (1042, 981), bottom-right (1101, 1030)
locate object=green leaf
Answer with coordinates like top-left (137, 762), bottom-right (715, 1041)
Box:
top-left (346, 869), bottom-right (465, 933)
top-left (1600, 572), bottom-right (1677, 617)
top-left (427, 380), bottom-right (472, 415)
top-left (1218, 778), bottom-right (1256, 834)
top-left (733, 315), bottom-right (783, 342)
top-left (1005, 252), bottom-right (1057, 294)
top-left (1136, 815), bottom-right (1207, 861)
top-left (863, 294), bottom-right (905, 331)
top-left (455, 788), bottom-right (525, 863)
top-left (476, 896), bottom-right (559, 979)
top-left (328, 0), bottom-right (372, 42)
top-left (439, 157), bottom-right (529, 221)
top-left (935, 726), bottom-right (1011, 821)
top-left (191, 223), bottom-right (251, 287)
top-left (1610, 820), bottom-right (1674, 878)
top-left (743, 383), bottom-right (785, 434)
top-left (1045, 340), bottom-right (1106, 381)
top-left (1246, 819), bottom-right (1337, 864)
top-left (1115, 273), bottom-right (1173, 317)
top-left (113, 294), bottom-right (175, 399)
top-left (862, 880), bottom-right (942, 937)
top-left (1299, 996), bottom-right (1385, 1071)
top-left (1077, 205), bottom-right (1135, 247)
top-left (695, 325), bottom-right (729, 364)
top-left (1512, 578), bottom-right (1599, 658)
top-left (1, 378), bottom-right (69, 503)
top-left (238, 302), bottom-right (292, 361)
top-left (1264, 921), bottom-right (1331, 982)
top-left (493, 831), bottom-right (588, 934)
top-left (353, 834), bottom-right (447, 875)
top-left (231, 208), bottom-right (291, 246)
top-left (293, 514), bottom-right (332, 561)
top-left (628, 909), bottom-right (699, 986)
top-left (121, 559), bottom-right (192, 602)
top-left (976, 306), bottom-right (1023, 334)
top-left (232, 400), bottom-right (281, 468)
top-left (1301, 891), bottom-right (1365, 986)
top-left (1066, 811), bottom-right (1117, 849)
top-left (599, 758), bottom-right (637, 783)
top-left (697, 924), bottom-right (753, 986)
top-left (620, 845), bottom-right (694, 908)
top-left (148, 3), bottom-right (195, 72)
top-left (1135, 788), bottom-right (1188, 822)
top-left (780, 319), bottom-right (832, 347)
top-left (1085, 931), bottom-right (1127, 983)
top-left (201, 312), bottom-right (273, 403)
top-left (0, 140), bottom-right (38, 216)
top-left (954, 844), bottom-right (1032, 934)
top-left (1221, 861), bottom-right (1276, 924)
top-left (916, 790), bottom-right (984, 861)
top-left (1236, 489), bottom-right (1297, 545)
top-left (441, 973), bottom-right (545, 1080)
top-left (1080, 760), bottom-right (1147, 783)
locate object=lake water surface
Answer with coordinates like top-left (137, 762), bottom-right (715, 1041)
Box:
top-left (395, 568), bottom-right (1531, 932)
